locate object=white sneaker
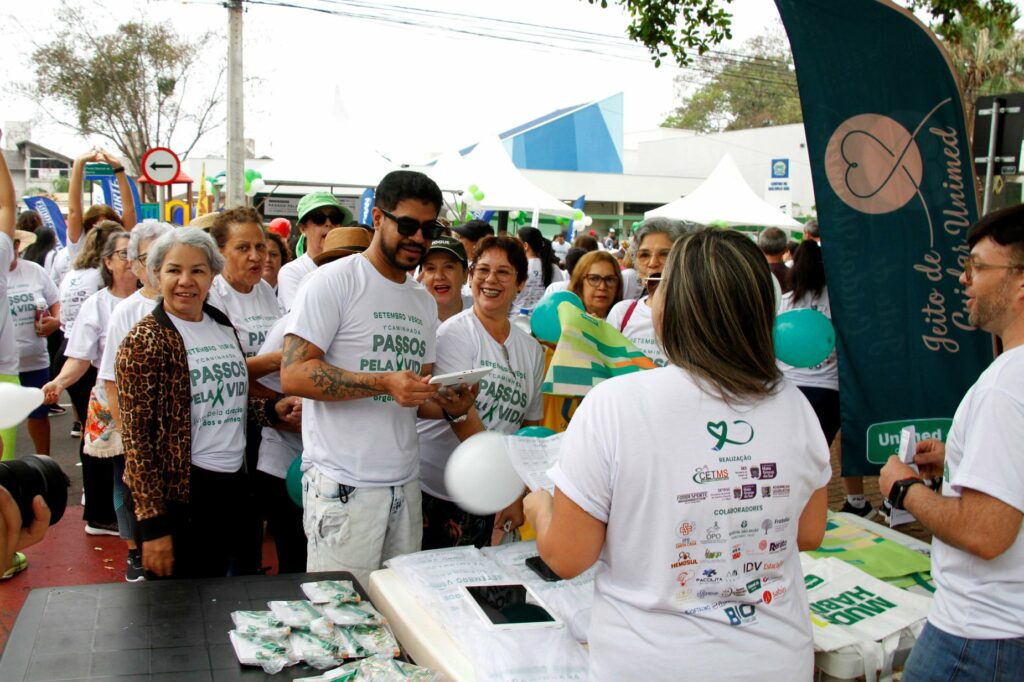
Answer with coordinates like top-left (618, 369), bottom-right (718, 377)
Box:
top-left (85, 522), bottom-right (119, 536)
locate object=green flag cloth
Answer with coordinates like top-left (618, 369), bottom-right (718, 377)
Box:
top-left (541, 302), bottom-right (657, 397)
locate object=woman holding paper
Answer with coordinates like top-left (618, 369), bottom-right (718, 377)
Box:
top-left (417, 235), bottom-right (545, 549)
top-left (526, 229), bottom-right (830, 681)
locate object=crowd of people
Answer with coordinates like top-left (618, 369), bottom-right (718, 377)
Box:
top-left (1, 134), bottom-right (1022, 680)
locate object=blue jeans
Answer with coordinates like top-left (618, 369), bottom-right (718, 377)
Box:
top-left (904, 622), bottom-right (1024, 681)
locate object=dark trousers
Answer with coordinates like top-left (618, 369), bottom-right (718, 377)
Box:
top-left (70, 364), bottom-right (116, 526)
top-left (797, 386), bottom-right (841, 447)
top-left (130, 465), bottom-right (256, 580)
top-left (255, 470), bottom-right (307, 573)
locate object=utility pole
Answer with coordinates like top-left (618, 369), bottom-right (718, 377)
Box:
top-left (226, 0), bottom-right (245, 207)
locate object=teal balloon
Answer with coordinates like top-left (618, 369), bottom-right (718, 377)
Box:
top-left (774, 309), bottom-right (835, 368)
top-left (515, 426), bottom-right (556, 438)
top-left (530, 291), bottom-right (584, 343)
top-left (286, 455), bottom-right (304, 507)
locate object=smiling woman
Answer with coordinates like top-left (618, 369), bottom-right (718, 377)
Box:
top-left (116, 228), bottom-right (296, 580)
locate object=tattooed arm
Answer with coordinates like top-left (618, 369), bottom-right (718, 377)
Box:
top-left (280, 333), bottom-right (438, 406)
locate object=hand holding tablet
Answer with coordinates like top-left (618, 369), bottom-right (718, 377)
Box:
top-left (428, 367), bottom-right (492, 387)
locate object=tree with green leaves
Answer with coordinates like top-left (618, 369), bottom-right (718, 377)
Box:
top-left (660, 28), bottom-right (800, 133)
top-left (25, 7), bottom-right (223, 177)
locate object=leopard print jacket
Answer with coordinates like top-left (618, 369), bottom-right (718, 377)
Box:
top-left (115, 302), bottom-right (276, 541)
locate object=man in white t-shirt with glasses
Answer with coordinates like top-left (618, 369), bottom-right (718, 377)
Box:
top-left (881, 203), bottom-right (1024, 680)
top-left (282, 170), bottom-right (476, 585)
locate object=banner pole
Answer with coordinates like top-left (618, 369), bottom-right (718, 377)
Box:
top-left (981, 98), bottom-right (1002, 216)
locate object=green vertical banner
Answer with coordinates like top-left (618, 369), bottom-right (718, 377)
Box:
top-left (775, 0), bottom-right (992, 475)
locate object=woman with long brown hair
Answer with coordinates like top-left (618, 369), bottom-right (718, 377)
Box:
top-left (526, 229), bottom-right (830, 681)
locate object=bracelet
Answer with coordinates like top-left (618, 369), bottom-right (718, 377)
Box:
top-left (111, 166), bottom-right (125, 174)
top-left (443, 408), bottom-right (468, 424)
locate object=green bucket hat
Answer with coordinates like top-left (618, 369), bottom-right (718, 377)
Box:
top-left (297, 191), bottom-right (353, 226)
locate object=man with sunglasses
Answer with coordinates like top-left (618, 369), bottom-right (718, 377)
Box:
top-left (277, 192), bottom-right (353, 311)
top-left (880, 204), bottom-right (1024, 680)
top-left (281, 170), bottom-right (475, 585)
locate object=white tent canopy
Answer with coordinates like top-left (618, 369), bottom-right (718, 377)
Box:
top-left (645, 153), bottom-right (802, 229)
top-left (455, 135), bottom-right (577, 218)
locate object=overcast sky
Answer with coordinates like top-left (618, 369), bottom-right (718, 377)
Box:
top-left (3, 0), bottom-right (785, 163)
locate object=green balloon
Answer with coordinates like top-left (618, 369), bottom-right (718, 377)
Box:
top-left (286, 456), bottom-right (303, 507)
top-left (573, 209), bottom-right (584, 221)
top-left (244, 168), bottom-right (257, 182)
top-left (474, 191), bottom-right (485, 201)
top-left (467, 184), bottom-right (479, 194)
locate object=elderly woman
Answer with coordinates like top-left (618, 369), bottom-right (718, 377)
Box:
top-left (116, 228), bottom-right (299, 579)
top-left (44, 228), bottom-right (135, 536)
top-left (567, 250), bottom-right (623, 320)
top-left (606, 218), bottom-right (690, 366)
top-left (526, 229), bottom-right (830, 681)
top-left (418, 235), bottom-right (545, 549)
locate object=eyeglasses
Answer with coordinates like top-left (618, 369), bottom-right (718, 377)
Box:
top-left (136, 253), bottom-right (148, 265)
top-left (305, 209), bottom-right (347, 227)
top-left (112, 249), bottom-right (129, 261)
top-left (583, 274), bottom-right (619, 289)
top-left (471, 265), bottom-right (516, 282)
top-left (964, 258), bottom-right (1024, 282)
top-left (380, 208), bottom-right (445, 240)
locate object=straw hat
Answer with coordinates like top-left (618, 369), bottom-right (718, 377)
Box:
top-left (313, 227), bottom-right (372, 265)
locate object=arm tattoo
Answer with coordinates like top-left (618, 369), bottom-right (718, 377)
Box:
top-left (309, 365), bottom-right (379, 399)
top-left (281, 334), bottom-right (309, 368)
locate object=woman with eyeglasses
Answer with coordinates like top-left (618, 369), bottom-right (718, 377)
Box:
top-left (44, 229), bottom-right (137, 537)
top-left (606, 218), bottom-right (690, 366)
top-left (417, 235), bottom-right (546, 549)
top-left (525, 229), bottom-right (830, 681)
top-left (567, 251), bottom-right (624, 320)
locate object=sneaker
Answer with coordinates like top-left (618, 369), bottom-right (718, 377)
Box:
top-left (2, 552), bottom-right (27, 579)
top-left (840, 500), bottom-right (876, 519)
top-left (48, 404), bottom-right (67, 416)
top-left (70, 421), bottom-right (82, 438)
top-left (85, 521), bottom-right (119, 536)
top-left (878, 499), bottom-right (892, 525)
top-left (125, 549), bottom-right (145, 582)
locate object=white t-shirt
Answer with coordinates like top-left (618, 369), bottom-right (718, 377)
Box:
top-left (58, 267), bottom-right (103, 335)
top-left (286, 255), bottom-right (438, 487)
top-left (606, 296), bottom-right (667, 367)
top-left (417, 309), bottom-right (545, 501)
top-left (97, 290), bottom-right (157, 383)
top-left (7, 259), bottom-right (60, 371)
top-left (207, 275), bottom-right (282, 358)
top-left (0, 234), bottom-right (18, 376)
top-left (777, 287), bottom-right (838, 391)
top-left (511, 259), bottom-right (566, 316)
top-left (276, 253), bottom-right (316, 312)
top-left (170, 313), bottom-right (248, 473)
top-left (548, 368), bottom-right (830, 681)
top-left (50, 245), bottom-right (71, 287)
top-left (65, 288), bottom-right (124, 369)
top-left (256, 315), bottom-right (303, 479)
top-left (542, 280), bottom-right (569, 300)
top-left (621, 268), bottom-right (643, 301)
top-left (928, 345), bottom-right (1024, 640)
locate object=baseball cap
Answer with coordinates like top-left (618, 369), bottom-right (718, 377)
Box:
top-left (452, 220), bottom-right (494, 241)
top-left (424, 235), bottom-right (467, 268)
top-left (313, 227), bottom-right (372, 266)
top-left (297, 191), bottom-right (353, 226)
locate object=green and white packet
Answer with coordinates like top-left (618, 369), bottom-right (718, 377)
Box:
top-left (269, 600), bottom-right (325, 629)
top-left (337, 625), bottom-right (401, 659)
top-left (230, 610), bottom-right (291, 641)
top-left (301, 580), bottom-right (362, 604)
top-left (324, 601), bottom-right (387, 626)
top-left (290, 629), bottom-right (345, 670)
top-left (296, 655), bottom-right (439, 681)
top-left (229, 630), bottom-right (299, 674)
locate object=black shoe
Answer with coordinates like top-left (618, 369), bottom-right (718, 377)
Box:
top-left (48, 404), bottom-right (67, 416)
top-left (126, 549), bottom-right (145, 582)
top-left (840, 500), bottom-right (876, 519)
top-left (70, 421), bottom-right (82, 438)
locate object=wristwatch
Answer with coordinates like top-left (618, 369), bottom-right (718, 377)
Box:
top-left (888, 478), bottom-right (925, 511)
top-left (443, 408), bottom-right (468, 424)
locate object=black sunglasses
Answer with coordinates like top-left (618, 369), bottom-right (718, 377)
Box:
top-left (305, 209), bottom-right (347, 226)
top-left (380, 208), bottom-right (445, 240)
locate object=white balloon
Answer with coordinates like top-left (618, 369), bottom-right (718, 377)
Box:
top-left (445, 431), bottom-right (524, 515)
top-left (583, 215), bottom-right (593, 227)
top-left (0, 384), bottom-right (45, 429)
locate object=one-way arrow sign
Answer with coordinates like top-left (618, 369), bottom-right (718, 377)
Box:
top-left (141, 147), bottom-right (181, 185)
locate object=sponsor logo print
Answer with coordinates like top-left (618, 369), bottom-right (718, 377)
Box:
top-left (746, 578), bottom-right (762, 594)
top-left (770, 484), bottom-right (790, 498)
top-left (693, 466), bottom-right (730, 484)
top-left (761, 519), bottom-right (774, 535)
top-left (750, 463), bottom-right (777, 480)
top-left (762, 485), bottom-right (772, 498)
top-left (724, 604), bottom-right (758, 627)
top-left (763, 590), bottom-right (773, 604)
top-left (769, 540), bottom-right (788, 553)
top-left (731, 544), bottom-right (742, 560)
top-left (732, 484), bottom-right (758, 500)
top-left (677, 521), bottom-right (696, 537)
top-left (672, 551), bottom-right (699, 568)
top-left (705, 521), bottom-right (723, 542)
top-left (676, 491), bottom-right (708, 504)
top-left (705, 548), bottom-right (723, 560)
